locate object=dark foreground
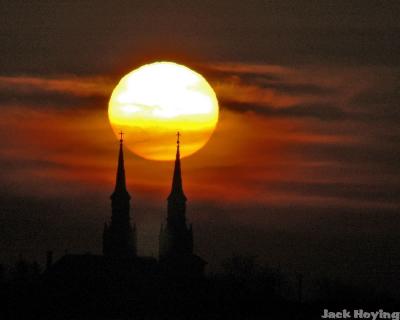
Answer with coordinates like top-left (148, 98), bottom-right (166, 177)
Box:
top-left (0, 256), bottom-right (398, 320)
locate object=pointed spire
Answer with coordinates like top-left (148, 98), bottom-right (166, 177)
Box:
top-left (168, 131), bottom-right (187, 201)
top-left (112, 131), bottom-right (130, 198)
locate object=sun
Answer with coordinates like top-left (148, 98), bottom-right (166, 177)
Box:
top-left (108, 61), bottom-right (219, 161)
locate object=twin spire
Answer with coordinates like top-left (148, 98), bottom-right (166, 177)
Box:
top-left (110, 130), bottom-right (193, 261)
top-left (113, 130), bottom-right (185, 200)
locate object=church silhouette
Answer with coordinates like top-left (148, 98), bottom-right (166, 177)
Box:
top-left (5, 135), bottom-right (389, 319)
top-left (45, 133), bottom-right (206, 285)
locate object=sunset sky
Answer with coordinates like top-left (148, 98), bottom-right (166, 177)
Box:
top-left (1, 1), bottom-right (399, 285)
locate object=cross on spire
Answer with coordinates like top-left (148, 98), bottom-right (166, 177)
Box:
top-left (111, 129), bottom-right (129, 198)
top-left (168, 130), bottom-right (186, 202)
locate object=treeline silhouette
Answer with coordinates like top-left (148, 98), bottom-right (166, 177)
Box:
top-left (0, 254), bottom-right (397, 319)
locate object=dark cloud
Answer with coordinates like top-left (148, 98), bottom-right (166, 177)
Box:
top-left (0, 75), bottom-right (112, 110)
top-left (197, 65), bottom-right (284, 83)
top-left (222, 100), bottom-right (345, 121)
top-left (208, 71), bottom-right (336, 96)
top-left (349, 84), bottom-right (400, 122)
top-left (264, 180), bottom-right (399, 206)
top-left (352, 88), bottom-right (400, 107)
top-left (0, 88), bottom-right (107, 109)
top-left (255, 81), bottom-right (337, 96)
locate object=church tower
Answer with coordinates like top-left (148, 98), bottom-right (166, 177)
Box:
top-left (103, 132), bottom-right (137, 258)
top-left (159, 133), bottom-right (206, 277)
top-left (159, 132), bottom-right (194, 259)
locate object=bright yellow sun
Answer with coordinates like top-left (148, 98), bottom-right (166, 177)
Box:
top-left (108, 61), bottom-right (219, 161)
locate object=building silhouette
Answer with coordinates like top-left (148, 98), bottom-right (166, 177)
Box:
top-left (159, 133), bottom-right (206, 277)
top-left (5, 133), bottom-right (389, 319)
top-left (103, 133), bottom-right (137, 258)
top-left (46, 132), bottom-right (205, 280)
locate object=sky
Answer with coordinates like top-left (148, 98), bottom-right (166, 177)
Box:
top-left (0, 0), bottom-right (399, 289)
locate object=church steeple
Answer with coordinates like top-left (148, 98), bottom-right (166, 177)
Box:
top-left (103, 131), bottom-right (136, 258)
top-left (159, 132), bottom-right (193, 259)
top-left (112, 131), bottom-right (130, 199)
top-left (167, 132), bottom-right (187, 202)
